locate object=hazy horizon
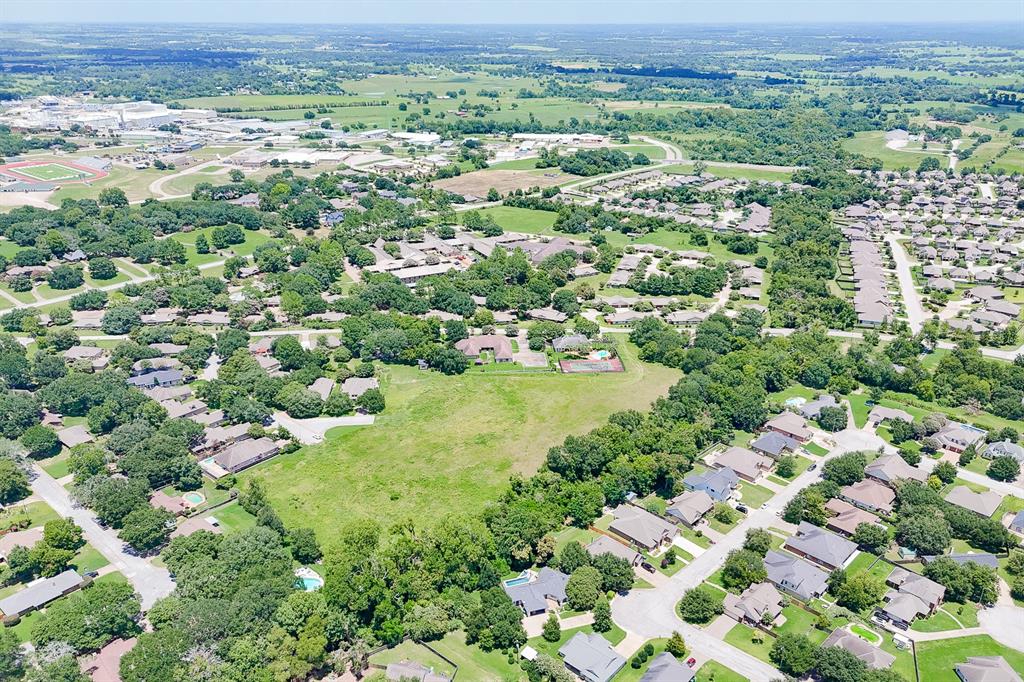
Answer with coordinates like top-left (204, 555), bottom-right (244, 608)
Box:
top-left (4, 0), bottom-right (1023, 25)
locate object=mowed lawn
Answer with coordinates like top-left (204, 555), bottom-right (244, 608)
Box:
top-left (916, 635), bottom-right (1024, 681)
top-left (243, 342), bottom-right (681, 537)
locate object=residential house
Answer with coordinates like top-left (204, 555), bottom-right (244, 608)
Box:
top-left (713, 446), bottom-right (772, 483)
top-left (170, 516), bottom-right (223, 540)
top-left (608, 504), bottom-right (678, 551)
top-left (193, 422), bottom-right (251, 454)
top-left (0, 570), bottom-right (84, 617)
top-left (824, 498), bottom-right (882, 537)
top-left (665, 490), bottom-right (714, 527)
top-left (867, 406), bottom-right (914, 426)
top-left (552, 334), bottom-right (590, 353)
top-left (213, 437), bottom-right (280, 474)
top-left (764, 412), bottom-right (813, 442)
top-left (764, 550), bottom-right (829, 601)
top-left (983, 440), bottom-right (1024, 463)
top-left (585, 536), bottom-right (641, 566)
top-left (722, 582), bottom-right (784, 625)
top-left (559, 632), bottom-right (626, 682)
top-left (879, 567), bottom-right (945, 629)
top-left (683, 468), bottom-right (739, 502)
top-left (783, 521), bottom-right (858, 570)
top-left (0, 527), bottom-right (44, 561)
top-left (150, 490), bottom-right (187, 516)
top-left (800, 394), bottom-right (838, 420)
top-left (56, 424), bottom-right (94, 449)
top-left (864, 454), bottom-right (927, 486)
top-left (63, 345), bottom-right (109, 371)
top-left (1009, 510), bottom-right (1024, 536)
top-left (944, 486), bottom-right (1003, 517)
top-left (840, 479), bottom-right (896, 515)
top-left (341, 376), bottom-right (380, 399)
top-left (503, 567), bottom-right (569, 616)
top-left (455, 334), bottom-right (514, 362)
top-left (933, 422), bottom-right (988, 454)
top-left (749, 431), bottom-right (799, 458)
top-left (131, 357), bottom-right (182, 376)
top-left (639, 653), bottom-right (695, 682)
top-left (820, 629), bottom-right (895, 669)
top-left (126, 368), bottom-right (183, 388)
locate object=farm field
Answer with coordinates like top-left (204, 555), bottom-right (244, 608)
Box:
top-left (432, 168), bottom-right (570, 196)
top-left (241, 340), bottom-right (682, 536)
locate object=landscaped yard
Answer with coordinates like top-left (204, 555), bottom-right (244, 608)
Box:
top-left (804, 442), bottom-right (828, 457)
top-left (613, 639), bottom-right (669, 682)
top-left (696, 660), bottom-right (749, 682)
top-left (916, 635), bottom-right (1024, 681)
top-left (527, 623), bottom-right (626, 661)
top-left (369, 638), bottom-right (455, 678)
top-left (737, 482), bottom-right (774, 509)
top-left (427, 631), bottom-right (525, 681)
top-left (202, 501), bottom-right (256, 533)
top-left (846, 552), bottom-right (893, 582)
top-left (722, 623), bottom-right (774, 664)
top-left (0, 501), bottom-right (62, 529)
top-left (243, 341), bottom-right (682, 536)
top-left (775, 605), bottom-right (827, 644)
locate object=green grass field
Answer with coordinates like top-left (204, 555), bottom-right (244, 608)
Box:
top-left (841, 131), bottom-right (948, 171)
top-left (696, 660), bottom-right (748, 682)
top-left (242, 340), bottom-right (681, 538)
top-left (10, 162), bottom-right (93, 182)
top-left (169, 226), bottom-right (273, 266)
top-left (723, 623), bottom-right (774, 664)
top-left (916, 635), bottom-right (1024, 681)
top-left (476, 206), bottom-right (559, 233)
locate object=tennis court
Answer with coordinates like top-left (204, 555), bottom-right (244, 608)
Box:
top-left (559, 358), bottom-right (625, 373)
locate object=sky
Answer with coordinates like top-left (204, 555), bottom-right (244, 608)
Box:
top-left (3, 0), bottom-right (1022, 25)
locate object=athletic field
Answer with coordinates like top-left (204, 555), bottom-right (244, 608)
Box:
top-left (0, 160), bottom-right (105, 184)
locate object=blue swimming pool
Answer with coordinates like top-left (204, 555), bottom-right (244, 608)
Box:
top-left (503, 571), bottom-right (531, 587)
top-left (299, 576), bottom-right (323, 591)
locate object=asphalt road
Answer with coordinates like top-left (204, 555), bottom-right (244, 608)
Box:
top-left (885, 233), bottom-right (926, 334)
top-left (30, 465), bottom-right (174, 609)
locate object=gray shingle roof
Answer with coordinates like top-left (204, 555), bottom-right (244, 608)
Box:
top-left (559, 632), bottom-right (626, 682)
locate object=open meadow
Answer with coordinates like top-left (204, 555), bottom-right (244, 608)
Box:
top-left (241, 340), bottom-right (681, 538)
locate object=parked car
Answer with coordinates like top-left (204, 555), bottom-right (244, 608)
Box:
top-left (85, 570), bottom-right (99, 578)
top-left (640, 561), bottom-right (656, 574)
top-left (687, 658), bottom-right (696, 668)
top-left (736, 504), bottom-right (748, 514)
top-left (808, 463), bottom-right (817, 471)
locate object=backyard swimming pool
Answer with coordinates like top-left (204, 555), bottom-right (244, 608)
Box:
top-left (183, 492), bottom-right (206, 505)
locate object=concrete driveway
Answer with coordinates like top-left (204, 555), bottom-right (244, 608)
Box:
top-left (272, 412), bottom-right (375, 445)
